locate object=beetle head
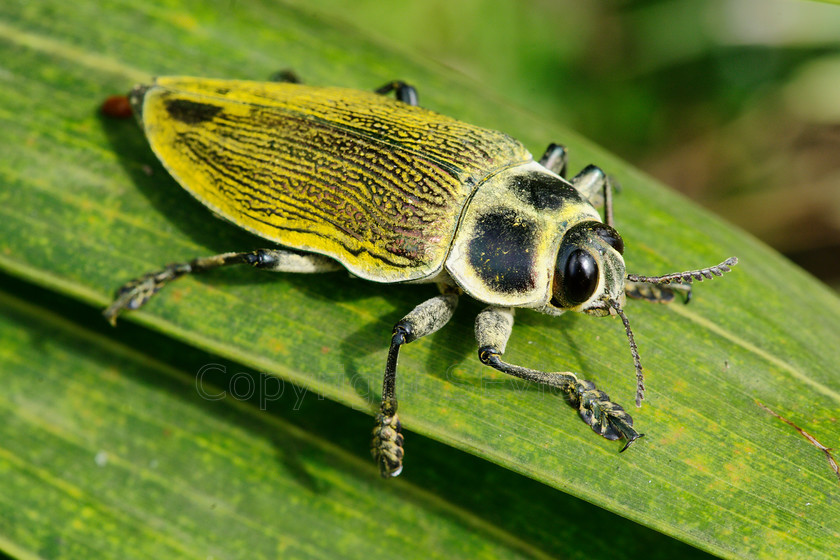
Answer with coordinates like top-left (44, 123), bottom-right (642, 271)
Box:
top-left (550, 220), bottom-right (626, 315)
top-left (551, 226), bottom-right (738, 407)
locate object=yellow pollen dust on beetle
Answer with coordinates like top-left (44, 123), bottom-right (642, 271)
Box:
top-left (104, 72), bottom-right (737, 478)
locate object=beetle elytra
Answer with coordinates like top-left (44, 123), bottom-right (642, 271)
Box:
top-left (104, 74), bottom-right (737, 477)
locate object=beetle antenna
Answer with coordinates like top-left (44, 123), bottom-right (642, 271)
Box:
top-left (626, 257), bottom-right (738, 285)
top-left (608, 299), bottom-right (644, 407)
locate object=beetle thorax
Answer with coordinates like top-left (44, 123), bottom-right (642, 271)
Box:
top-left (444, 161), bottom-right (601, 308)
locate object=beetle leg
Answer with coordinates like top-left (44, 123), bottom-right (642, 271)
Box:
top-left (538, 143), bottom-right (568, 178)
top-left (374, 81), bottom-right (419, 106)
top-left (475, 306), bottom-right (643, 451)
top-left (269, 69), bottom-right (302, 83)
top-left (103, 249), bottom-right (340, 325)
top-left (569, 165), bottom-right (616, 227)
top-left (372, 293), bottom-right (458, 477)
top-left (625, 280), bottom-right (692, 304)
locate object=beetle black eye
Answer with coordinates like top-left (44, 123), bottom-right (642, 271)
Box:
top-left (592, 224), bottom-right (624, 255)
top-left (562, 249), bottom-right (598, 305)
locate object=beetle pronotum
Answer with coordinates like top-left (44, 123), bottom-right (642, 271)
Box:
top-left (104, 74), bottom-right (737, 477)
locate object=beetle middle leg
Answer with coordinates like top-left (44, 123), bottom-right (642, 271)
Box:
top-left (475, 306), bottom-right (643, 451)
top-left (374, 81), bottom-right (419, 106)
top-left (540, 145), bottom-right (616, 227)
top-left (538, 143), bottom-right (569, 178)
top-left (372, 292), bottom-right (459, 477)
top-left (103, 248), bottom-right (340, 324)
top-left (269, 69), bottom-right (302, 84)
top-left (568, 164), bottom-right (616, 227)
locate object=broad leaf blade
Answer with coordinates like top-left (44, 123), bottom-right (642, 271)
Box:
top-left (0, 288), bottom-right (572, 560)
top-left (1, 1), bottom-right (839, 559)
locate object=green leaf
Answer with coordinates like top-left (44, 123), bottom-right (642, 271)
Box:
top-left (1, 1), bottom-right (839, 559)
top-left (0, 286), bottom-right (537, 559)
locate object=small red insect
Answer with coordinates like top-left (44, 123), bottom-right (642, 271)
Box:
top-left (100, 95), bottom-right (133, 119)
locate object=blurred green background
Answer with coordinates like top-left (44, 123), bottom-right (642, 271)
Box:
top-left (1, 1), bottom-right (838, 558)
top-left (310, 0), bottom-right (840, 290)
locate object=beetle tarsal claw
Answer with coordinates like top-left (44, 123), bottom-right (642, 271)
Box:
top-left (102, 263), bottom-right (191, 325)
top-left (570, 379), bottom-right (644, 450)
top-left (371, 410), bottom-right (404, 478)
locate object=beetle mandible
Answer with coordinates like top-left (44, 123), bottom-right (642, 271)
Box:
top-left (104, 73), bottom-right (737, 477)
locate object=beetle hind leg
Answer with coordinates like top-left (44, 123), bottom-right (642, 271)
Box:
top-left (372, 292), bottom-right (458, 477)
top-left (475, 306), bottom-right (643, 451)
top-left (103, 249), bottom-right (340, 325)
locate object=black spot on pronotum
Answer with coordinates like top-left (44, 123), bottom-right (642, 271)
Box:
top-left (468, 209), bottom-right (537, 294)
top-left (164, 98), bottom-right (223, 125)
top-left (509, 172), bottom-right (581, 210)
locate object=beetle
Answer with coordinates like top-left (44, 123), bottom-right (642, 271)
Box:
top-left (104, 74), bottom-right (737, 477)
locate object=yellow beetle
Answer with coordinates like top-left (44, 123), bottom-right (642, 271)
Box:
top-left (104, 74), bottom-right (737, 477)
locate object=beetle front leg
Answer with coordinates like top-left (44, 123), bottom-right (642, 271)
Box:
top-left (103, 249), bottom-right (340, 324)
top-left (372, 292), bottom-right (458, 477)
top-left (475, 306), bottom-right (643, 451)
top-left (625, 280), bottom-right (692, 304)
